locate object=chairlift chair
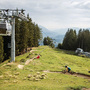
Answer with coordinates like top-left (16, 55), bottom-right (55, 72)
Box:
top-left (0, 19), bottom-right (11, 36)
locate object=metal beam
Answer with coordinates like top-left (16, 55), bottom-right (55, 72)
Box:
top-left (11, 17), bottom-right (15, 62)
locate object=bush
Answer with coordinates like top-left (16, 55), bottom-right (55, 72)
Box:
top-left (20, 59), bottom-right (25, 62)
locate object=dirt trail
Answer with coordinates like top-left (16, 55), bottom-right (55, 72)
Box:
top-left (43, 70), bottom-right (90, 79)
top-left (18, 50), bottom-right (37, 69)
top-left (18, 58), bottom-right (36, 69)
top-left (25, 59), bottom-right (33, 65)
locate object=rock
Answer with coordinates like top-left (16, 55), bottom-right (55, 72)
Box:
top-left (12, 75), bottom-right (17, 79)
top-left (32, 77), bottom-right (36, 81)
top-left (37, 72), bottom-right (40, 75)
top-left (14, 72), bottom-right (20, 75)
top-left (36, 75), bottom-right (41, 79)
top-left (0, 75), bottom-right (3, 79)
top-left (40, 74), bottom-right (46, 79)
top-left (4, 80), bottom-right (8, 83)
top-left (29, 69), bottom-right (33, 72)
top-left (23, 77), bottom-right (27, 80)
top-left (41, 74), bottom-right (45, 76)
top-left (13, 80), bottom-right (18, 83)
top-left (33, 74), bottom-right (37, 77)
top-left (28, 78), bottom-right (31, 81)
top-left (25, 68), bottom-right (29, 70)
top-left (4, 72), bottom-right (9, 75)
top-left (35, 79), bottom-right (40, 81)
top-left (27, 74), bottom-right (32, 78)
top-left (5, 77), bottom-right (10, 80)
top-left (9, 75), bottom-right (13, 78)
top-left (18, 64), bottom-right (24, 69)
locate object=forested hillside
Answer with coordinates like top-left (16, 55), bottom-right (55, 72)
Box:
top-left (0, 14), bottom-right (42, 62)
top-left (58, 28), bottom-right (90, 51)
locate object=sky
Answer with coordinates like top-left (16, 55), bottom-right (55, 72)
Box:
top-left (0, 0), bottom-right (90, 30)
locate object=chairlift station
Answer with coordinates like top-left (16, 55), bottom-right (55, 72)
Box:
top-left (0, 9), bottom-right (28, 62)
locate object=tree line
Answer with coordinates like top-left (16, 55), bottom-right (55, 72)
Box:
top-left (43, 36), bottom-right (55, 48)
top-left (58, 28), bottom-right (90, 51)
top-left (0, 14), bottom-right (42, 62)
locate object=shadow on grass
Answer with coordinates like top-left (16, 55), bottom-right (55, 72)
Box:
top-left (67, 86), bottom-right (86, 90)
top-left (54, 48), bottom-right (76, 55)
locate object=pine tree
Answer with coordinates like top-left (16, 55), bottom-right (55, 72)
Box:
top-left (27, 15), bottom-right (34, 47)
top-left (15, 18), bottom-right (20, 55)
top-left (62, 29), bottom-right (77, 50)
top-left (77, 29), bottom-right (90, 51)
top-left (43, 36), bottom-right (55, 48)
top-left (0, 36), bottom-right (4, 62)
top-left (33, 23), bottom-right (42, 47)
top-left (19, 20), bottom-right (28, 53)
top-left (77, 29), bottom-right (82, 48)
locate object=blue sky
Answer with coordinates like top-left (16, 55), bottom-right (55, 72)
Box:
top-left (0, 0), bottom-right (90, 30)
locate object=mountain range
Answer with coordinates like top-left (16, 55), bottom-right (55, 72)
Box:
top-left (39, 25), bottom-right (65, 47)
top-left (39, 25), bottom-right (90, 47)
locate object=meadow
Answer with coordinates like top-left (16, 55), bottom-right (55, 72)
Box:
top-left (0, 46), bottom-right (90, 90)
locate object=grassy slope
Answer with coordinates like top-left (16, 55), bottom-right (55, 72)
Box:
top-left (0, 46), bottom-right (90, 90)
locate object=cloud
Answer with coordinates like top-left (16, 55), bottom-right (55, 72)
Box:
top-left (0, 0), bottom-right (90, 29)
top-left (71, 0), bottom-right (90, 9)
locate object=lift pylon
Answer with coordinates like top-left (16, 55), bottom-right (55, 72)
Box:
top-left (0, 9), bottom-right (29, 62)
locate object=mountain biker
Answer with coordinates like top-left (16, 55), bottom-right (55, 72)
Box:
top-left (65, 66), bottom-right (71, 72)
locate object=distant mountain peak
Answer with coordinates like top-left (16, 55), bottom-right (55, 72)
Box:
top-left (39, 25), bottom-right (65, 47)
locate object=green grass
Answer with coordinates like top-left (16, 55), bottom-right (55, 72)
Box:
top-left (0, 46), bottom-right (90, 90)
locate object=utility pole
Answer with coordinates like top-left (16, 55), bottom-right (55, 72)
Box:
top-left (0, 9), bottom-right (29, 62)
